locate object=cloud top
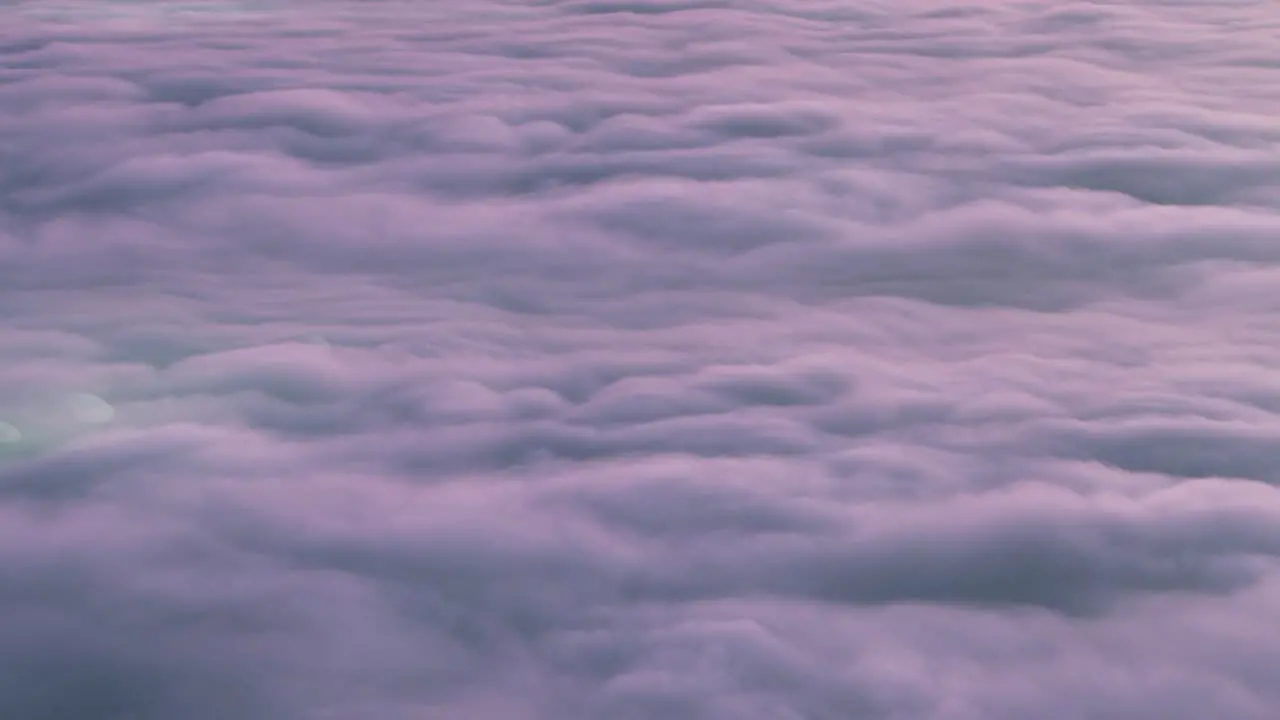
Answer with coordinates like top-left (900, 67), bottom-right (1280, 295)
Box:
top-left (3, 1), bottom-right (1280, 718)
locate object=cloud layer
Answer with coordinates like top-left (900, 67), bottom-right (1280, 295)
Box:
top-left (3, 1), bottom-right (1280, 718)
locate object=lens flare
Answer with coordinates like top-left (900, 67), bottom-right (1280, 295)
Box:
top-left (68, 393), bottom-right (115, 425)
top-left (0, 422), bottom-right (21, 444)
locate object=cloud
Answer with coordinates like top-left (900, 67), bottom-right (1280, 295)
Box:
top-left (3, 0), bottom-right (1280, 718)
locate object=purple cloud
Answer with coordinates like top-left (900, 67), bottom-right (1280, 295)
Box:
top-left (3, 1), bottom-right (1280, 718)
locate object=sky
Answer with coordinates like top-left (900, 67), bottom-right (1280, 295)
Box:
top-left (2, 0), bottom-right (1280, 718)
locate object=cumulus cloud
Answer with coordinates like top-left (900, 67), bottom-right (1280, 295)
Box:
top-left (3, 0), bottom-right (1280, 718)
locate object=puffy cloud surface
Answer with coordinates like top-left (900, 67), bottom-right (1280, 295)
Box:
top-left (3, 0), bottom-right (1280, 718)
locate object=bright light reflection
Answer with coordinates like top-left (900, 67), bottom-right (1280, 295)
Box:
top-left (68, 393), bottom-right (115, 425)
top-left (0, 422), bottom-right (21, 444)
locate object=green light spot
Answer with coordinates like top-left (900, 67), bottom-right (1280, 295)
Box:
top-left (0, 423), bottom-right (21, 444)
top-left (68, 394), bottom-right (115, 425)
